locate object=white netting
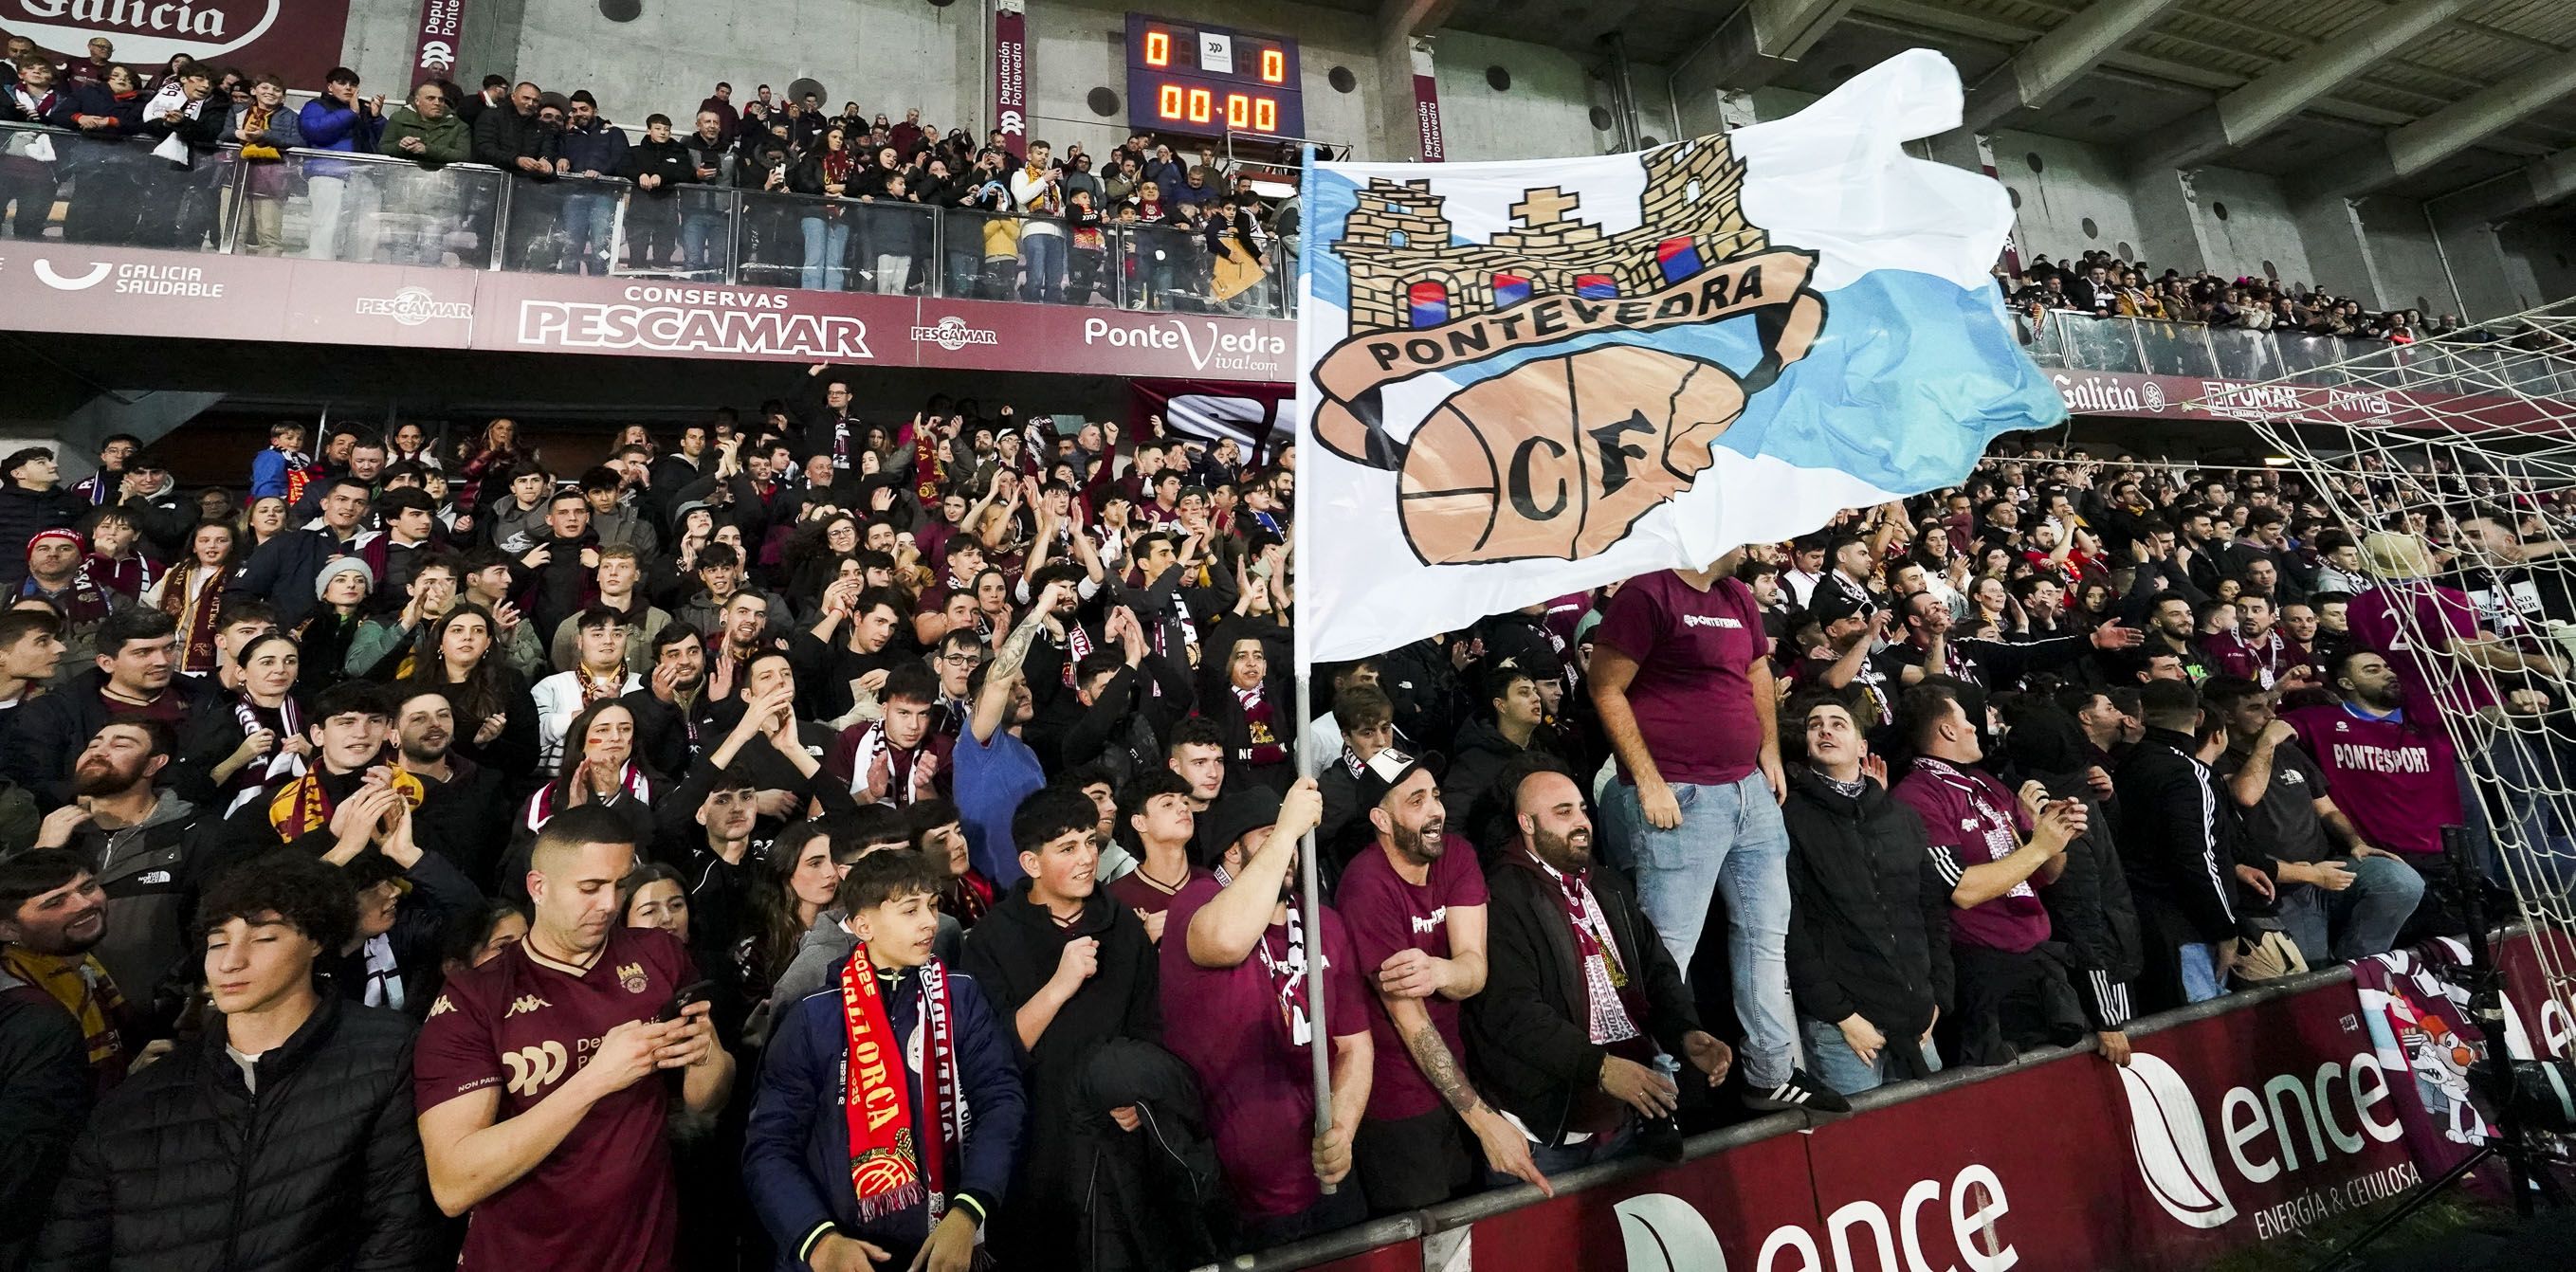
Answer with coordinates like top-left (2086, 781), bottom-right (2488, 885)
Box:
top-left (2223, 303), bottom-right (2576, 1010)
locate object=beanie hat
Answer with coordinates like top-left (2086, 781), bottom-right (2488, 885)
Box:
top-left (316, 555), bottom-right (376, 593)
top-left (27, 528), bottom-right (82, 560)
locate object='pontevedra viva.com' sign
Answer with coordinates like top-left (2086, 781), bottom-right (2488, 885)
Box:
top-left (0, 0), bottom-right (352, 89)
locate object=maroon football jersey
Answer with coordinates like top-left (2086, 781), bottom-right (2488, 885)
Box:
top-left (414, 926), bottom-right (697, 1272)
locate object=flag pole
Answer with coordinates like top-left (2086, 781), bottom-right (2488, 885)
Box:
top-left (1290, 141), bottom-right (1335, 1193)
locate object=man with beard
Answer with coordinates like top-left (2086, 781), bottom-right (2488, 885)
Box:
top-left (393, 688), bottom-right (514, 891)
top-left (1159, 776), bottom-right (1372, 1247)
top-left (626, 624), bottom-right (722, 777)
top-left (414, 805), bottom-right (732, 1271)
top-left (2134, 592), bottom-right (2214, 682)
top-left (959, 787), bottom-right (1160, 1269)
top-left (0, 848), bottom-right (133, 1087)
top-left (27, 718), bottom-right (196, 1011)
top-left (1334, 750), bottom-right (1542, 1211)
top-left (4, 608), bottom-right (204, 807)
top-left (1467, 766), bottom-right (1733, 1174)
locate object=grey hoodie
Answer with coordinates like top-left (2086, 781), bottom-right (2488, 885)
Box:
top-left (763, 905), bottom-right (961, 1042)
top-left (65, 789), bottom-right (201, 1003)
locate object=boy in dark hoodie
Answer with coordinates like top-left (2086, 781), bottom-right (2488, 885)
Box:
top-left (959, 786), bottom-right (1160, 1267)
top-left (619, 112), bottom-right (697, 271)
top-left (747, 851), bottom-right (1026, 1272)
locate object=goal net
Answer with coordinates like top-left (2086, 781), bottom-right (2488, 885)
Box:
top-left (2229, 302), bottom-right (2576, 1017)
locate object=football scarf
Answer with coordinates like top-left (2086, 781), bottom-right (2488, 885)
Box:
top-left (225, 694), bottom-right (307, 816)
top-left (839, 952), bottom-right (961, 1223)
top-left (267, 768), bottom-right (425, 839)
top-left (521, 762), bottom-right (655, 832)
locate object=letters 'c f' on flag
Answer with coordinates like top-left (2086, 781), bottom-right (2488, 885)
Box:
top-left (1290, 48), bottom-right (2064, 663)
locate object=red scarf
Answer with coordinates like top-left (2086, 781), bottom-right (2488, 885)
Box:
top-left (913, 428), bottom-right (945, 505)
top-left (839, 952), bottom-right (960, 1222)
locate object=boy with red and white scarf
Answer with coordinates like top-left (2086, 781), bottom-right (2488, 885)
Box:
top-left (746, 851), bottom-right (1026, 1272)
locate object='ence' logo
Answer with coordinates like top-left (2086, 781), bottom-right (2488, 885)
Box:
top-left (1311, 138), bottom-right (1825, 566)
top-left (502, 1041), bottom-right (569, 1095)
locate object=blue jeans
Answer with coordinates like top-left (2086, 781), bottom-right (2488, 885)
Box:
top-left (2177, 943), bottom-right (2228, 1003)
top-left (2277, 854), bottom-right (2427, 965)
top-left (1800, 1016), bottom-right (1942, 1096)
top-left (1606, 772), bottom-right (1796, 1088)
top-left (562, 191), bottom-right (618, 274)
top-left (800, 216), bottom-right (850, 291)
top-left (681, 213), bottom-right (722, 278)
top-left (1019, 230), bottom-right (1065, 302)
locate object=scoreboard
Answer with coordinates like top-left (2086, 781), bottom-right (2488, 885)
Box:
top-left (1125, 13), bottom-right (1306, 140)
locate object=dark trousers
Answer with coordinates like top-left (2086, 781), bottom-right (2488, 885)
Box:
top-left (1354, 1106), bottom-right (1472, 1214)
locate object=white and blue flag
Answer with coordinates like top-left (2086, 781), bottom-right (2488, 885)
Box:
top-left (1293, 49), bottom-right (2061, 662)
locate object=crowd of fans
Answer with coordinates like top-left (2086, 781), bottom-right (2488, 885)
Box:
top-left (2001, 247), bottom-right (2467, 344)
top-left (0, 375), bottom-right (2552, 1271)
top-left (0, 34), bottom-right (1298, 310)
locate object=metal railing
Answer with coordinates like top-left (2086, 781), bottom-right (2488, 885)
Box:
top-left (2014, 309), bottom-right (2576, 405)
top-left (0, 121), bottom-right (1297, 318)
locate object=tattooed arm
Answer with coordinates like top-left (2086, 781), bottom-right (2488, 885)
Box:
top-left (1383, 993), bottom-right (1553, 1195)
top-left (969, 587), bottom-right (1060, 745)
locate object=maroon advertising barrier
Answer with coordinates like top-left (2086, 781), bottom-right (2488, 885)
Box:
top-left (993, 0), bottom-right (1028, 145)
top-left (0, 242), bottom-right (1295, 382)
top-left (1408, 40), bottom-right (1443, 163)
top-left (1306, 936), bottom-right (2576, 1272)
top-left (0, 0), bottom-right (353, 91)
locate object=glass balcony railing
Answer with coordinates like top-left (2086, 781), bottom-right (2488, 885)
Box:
top-left (0, 121), bottom-right (1297, 319)
top-left (2013, 308), bottom-right (2576, 406)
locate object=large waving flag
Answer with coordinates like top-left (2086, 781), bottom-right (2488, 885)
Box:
top-left (1293, 49), bottom-right (2062, 663)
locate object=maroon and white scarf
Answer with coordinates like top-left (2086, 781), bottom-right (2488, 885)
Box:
top-left (1249, 899), bottom-right (1315, 1045)
top-left (1529, 850), bottom-right (1642, 1046)
top-left (225, 694), bottom-right (308, 816)
top-left (847, 722), bottom-right (931, 807)
top-left (520, 761), bottom-right (655, 831)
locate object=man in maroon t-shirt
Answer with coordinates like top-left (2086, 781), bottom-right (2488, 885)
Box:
top-left (413, 805), bottom-right (735, 1272)
top-left (2287, 651), bottom-right (2464, 859)
top-left (1159, 777), bottom-right (1372, 1248)
top-left (1591, 556), bottom-right (1837, 1113)
top-left (1334, 751), bottom-right (1543, 1212)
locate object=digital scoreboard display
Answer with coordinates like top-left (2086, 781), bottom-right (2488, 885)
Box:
top-left (1125, 13), bottom-right (1305, 140)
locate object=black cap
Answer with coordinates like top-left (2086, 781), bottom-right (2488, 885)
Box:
top-left (1199, 786), bottom-right (1283, 862)
top-left (1352, 746), bottom-right (1443, 811)
top-left (1810, 583), bottom-right (1873, 627)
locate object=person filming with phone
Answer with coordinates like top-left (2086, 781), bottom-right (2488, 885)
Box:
top-left (412, 803), bottom-right (734, 1271)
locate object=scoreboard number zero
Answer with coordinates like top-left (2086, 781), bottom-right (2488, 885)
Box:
top-left (1125, 12), bottom-right (1306, 140)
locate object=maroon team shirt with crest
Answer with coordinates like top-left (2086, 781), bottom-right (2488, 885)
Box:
top-left (1592, 571), bottom-right (1772, 787)
top-left (413, 925), bottom-right (698, 1272)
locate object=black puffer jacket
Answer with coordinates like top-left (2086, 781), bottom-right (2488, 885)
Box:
top-left (0, 482), bottom-right (87, 588)
top-left (27, 994), bottom-right (434, 1272)
top-left (1780, 767), bottom-right (1954, 1063)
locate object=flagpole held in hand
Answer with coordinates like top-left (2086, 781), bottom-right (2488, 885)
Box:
top-left (1291, 141), bottom-right (1335, 1195)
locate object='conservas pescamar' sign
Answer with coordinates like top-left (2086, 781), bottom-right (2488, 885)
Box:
top-left (0, 0), bottom-right (351, 90)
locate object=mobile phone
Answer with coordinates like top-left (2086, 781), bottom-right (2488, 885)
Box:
top-left (655, 979), bottom-right (717, 1023)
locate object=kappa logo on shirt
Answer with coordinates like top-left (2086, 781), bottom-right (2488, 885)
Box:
top-left (1681, 614), bottom-right (1745, 629)
top-left (504, 994), bottom-right (550, 1018)
top-left (428, 994), bottom-right (454, 1018)
top-left (502, 1041), bottom-right (570, 1096)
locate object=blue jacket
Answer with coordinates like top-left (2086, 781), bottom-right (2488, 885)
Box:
top-left (296, 98), bottom-right (382, 177)
top-left (744, 958), bottom-right (1025, 1271)
top-left (248, 448), bottom-right (301, 499)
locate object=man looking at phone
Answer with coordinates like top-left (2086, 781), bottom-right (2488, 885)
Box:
top-left (413, 804), bottom-right (734, 1270)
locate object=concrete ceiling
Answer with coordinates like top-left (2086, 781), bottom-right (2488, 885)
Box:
top-left (1423, 0), bottom-right (2576, 216)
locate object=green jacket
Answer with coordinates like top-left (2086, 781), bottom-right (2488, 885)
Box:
top-left (376, 107), bottom-right (470, 167)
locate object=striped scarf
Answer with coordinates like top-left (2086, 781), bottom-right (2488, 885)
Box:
top-left (839, 954), bottom-right (962, 1223)
top-left (521, 761), bottom-right (654, 832)
top-left (267, 769), bottom-right (426, 839)
top-left (226, 694), bottom-right (307, 815)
